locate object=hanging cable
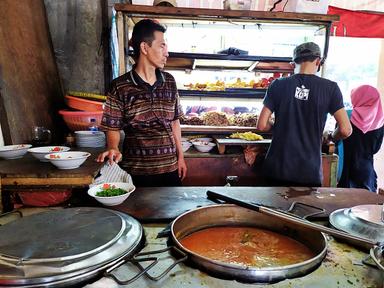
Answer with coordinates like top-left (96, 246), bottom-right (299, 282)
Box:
top-left (269, 0), bottom-right (283, 11)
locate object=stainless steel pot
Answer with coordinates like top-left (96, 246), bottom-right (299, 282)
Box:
top-left (171, 204), bottom-right (328, 283)
top-left (205, 192), bottom-right (384, 274)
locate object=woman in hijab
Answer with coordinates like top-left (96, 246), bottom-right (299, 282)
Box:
top-left (338, 85), bottom-right (384, 192)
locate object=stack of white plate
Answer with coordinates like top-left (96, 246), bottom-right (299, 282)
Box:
top-left (75, 131), bottom-right (106, 148)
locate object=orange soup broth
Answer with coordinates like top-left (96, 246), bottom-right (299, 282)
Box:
top-left (180, 226), bottom-right (315, 268)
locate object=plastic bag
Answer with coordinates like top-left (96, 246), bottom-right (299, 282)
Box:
top-left (284, 0), bottom-right (329, 14)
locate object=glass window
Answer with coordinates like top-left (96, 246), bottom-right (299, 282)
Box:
top-left (324, 37), bottom-right (381, 106)
top-left (161, 20), bottom-right (327, 57)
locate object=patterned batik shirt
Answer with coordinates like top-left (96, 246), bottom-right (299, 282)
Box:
top-left (101, 69), bottom-right (183, 175)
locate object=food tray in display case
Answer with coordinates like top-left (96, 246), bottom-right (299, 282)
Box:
top-left (178, 89), bottom-right (267, 99)
top-left (181, 125), bottom-right (259, 134)
top-left (214, 137), bottom-right (272, 154)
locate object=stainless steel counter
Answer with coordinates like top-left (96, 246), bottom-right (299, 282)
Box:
top-left (85, 225), bottom-right (383, 288)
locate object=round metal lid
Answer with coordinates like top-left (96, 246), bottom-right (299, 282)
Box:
top-left (0, 207), bottom-right (143, 287)
top-left (329, 205), bottom-right (384, 245)
top-left (350, 204), bottom-right (383, 226)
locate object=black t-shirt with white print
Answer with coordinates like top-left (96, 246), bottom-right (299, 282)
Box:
top-left (263, 74), bottom-right (344, 185)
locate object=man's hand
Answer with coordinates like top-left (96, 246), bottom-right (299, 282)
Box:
top-left (96, 149), bottom-right (122, 165)
top-left (178, 157), bottom-right (187, 181)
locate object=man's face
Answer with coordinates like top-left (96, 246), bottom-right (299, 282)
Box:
top-left (145, 31), bottom-right (169, 69)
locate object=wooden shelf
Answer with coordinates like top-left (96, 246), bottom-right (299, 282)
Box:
top-left (215, 137), bottom-right (271, 154)
top-left (114, 4), bottom-right (339, 24)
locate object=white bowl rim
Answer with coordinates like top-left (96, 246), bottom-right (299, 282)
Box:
top-left (0, 144), bottom-right (32, 151)
top-left (193, 142), bottom-right (216, 147)
top-left (44, 151), bottom-right (91, 160)
top-left (191, 137), bottom-right (213, 142)
top-left (28, 146), bottom-right (71, 153)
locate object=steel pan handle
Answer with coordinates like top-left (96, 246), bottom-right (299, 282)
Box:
top-left (105, 246), bottom-right (187, 285)
top-left (206, 190), bottom-right (378, 248)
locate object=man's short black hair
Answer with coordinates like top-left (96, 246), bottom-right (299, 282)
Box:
top-left (295, 55), bottom-right (320, 64)
top-left (130, 19), bottom-right (166, 58)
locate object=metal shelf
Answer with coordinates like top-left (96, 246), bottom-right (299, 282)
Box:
top-left (179, 88), bottom-right (267, 99)
top-left (168, 52), bottom-right (291, 62)
top-left (127, 50), bottom-right (293, 72)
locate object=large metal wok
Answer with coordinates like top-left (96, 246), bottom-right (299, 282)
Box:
top-left (206, 191), bottom-right (384, 273)
top-left (171, 203), bottom-right (328, 283)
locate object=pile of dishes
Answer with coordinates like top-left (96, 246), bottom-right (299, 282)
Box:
top-left (75, 131), bottom-right (106, 148)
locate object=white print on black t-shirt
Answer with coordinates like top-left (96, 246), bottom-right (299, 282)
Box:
top-left (295, 85), bottom-right (310, 101)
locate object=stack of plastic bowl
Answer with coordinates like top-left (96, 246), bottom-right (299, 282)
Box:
top-left (75, 131), bottom-right (106, 148)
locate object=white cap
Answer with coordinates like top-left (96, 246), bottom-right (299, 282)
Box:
top-left (153, 0), bottom-right (177, 7)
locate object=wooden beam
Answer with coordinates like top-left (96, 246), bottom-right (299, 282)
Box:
top-left (117, 11), bottom-right (125, 76)
top-left (2, 177), bottom-right (94, 187)
top-left (0, 176), bottom-right (3, 213)
top-left (101, 0), bottom-right (111, 93)
top-left (114, 4), bottom-right (339, 23)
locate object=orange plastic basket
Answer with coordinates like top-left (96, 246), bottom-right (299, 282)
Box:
top-left (65, 95), bottom-right (104, 112)
top-left (59, 110), bottom-right (103, 131)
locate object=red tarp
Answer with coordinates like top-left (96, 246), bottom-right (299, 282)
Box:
top-left (328, 6), bottom-right (384, 38)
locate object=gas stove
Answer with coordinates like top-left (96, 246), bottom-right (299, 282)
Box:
top-left (85, 225), bottom-right (383, 288)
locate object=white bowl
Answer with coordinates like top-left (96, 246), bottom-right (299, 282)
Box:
top-left (193, 142), bottom-right (216, 153)
top-left (28, 146), bottom-right (71, 162)
top-left (0, 144), bottom-right (32, 159)
top-left (191, 137), bottom-right (213, 143)
top-left (88, 182), bottom-right (136, 206)
top-left (182, 141), bottom-right (192, 152)
top-left (45, 151), bottom-right (91, 169)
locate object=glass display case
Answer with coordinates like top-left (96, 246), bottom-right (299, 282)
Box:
top-left (113, 4), bottom-right (340, 186)
top-left (115, 4), bottom-right (336, 134)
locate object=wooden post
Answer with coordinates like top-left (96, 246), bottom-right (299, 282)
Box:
top-left (0, 176), bottom-right (2, 213)
top-left (0, 0), bottom-right (64, 144)
top-left (117, 11), bottom-right (125, 76)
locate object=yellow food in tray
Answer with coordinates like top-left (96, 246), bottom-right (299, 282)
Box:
top-left (229, 132), bottom-right (264, 141)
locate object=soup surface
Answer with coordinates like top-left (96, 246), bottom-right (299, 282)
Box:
top-left (180, 226), bottom-right (315, 267)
